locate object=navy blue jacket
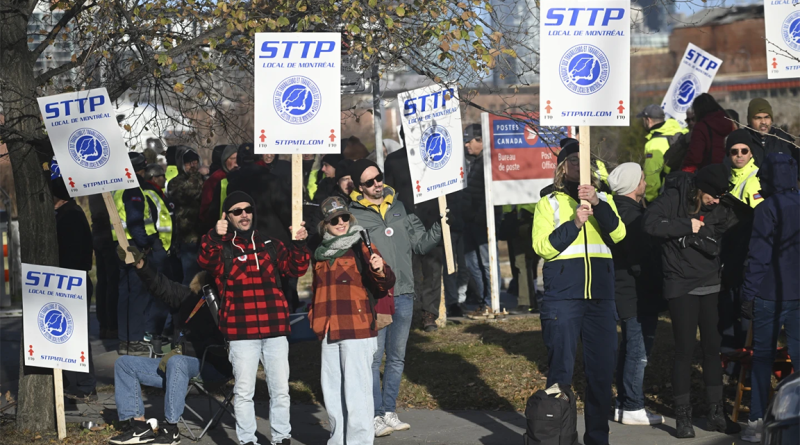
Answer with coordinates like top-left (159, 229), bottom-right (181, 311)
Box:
top-left (122, 174), bottom-right (159, 248)
top-left (742, 153), bottom-right (800, 302)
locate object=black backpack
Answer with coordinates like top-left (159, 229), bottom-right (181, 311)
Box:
top-left (523, 386), bottom-right (578, 445)
top-left (660, 132), bottom-right (689, 174)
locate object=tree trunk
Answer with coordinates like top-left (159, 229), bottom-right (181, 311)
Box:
top-left (1, 0), bottom-right (59, 432)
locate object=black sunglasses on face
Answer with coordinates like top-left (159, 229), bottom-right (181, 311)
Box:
top-left (329, 214), bottom-right (351, 225)
top-left (228, 206), bottom-right (253, 216)
top-left (362, 173), bottom-right (384, 188)
top-left (566, 156), bottom-right (580, 165)
top-left (730, 148), bottom-right (749, 156)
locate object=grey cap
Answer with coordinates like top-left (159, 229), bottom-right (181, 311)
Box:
top-left (636, 104), bottom-right (665, 119)
top-left (463, 124), bottom-right (482, 141)
top-left (144, 163), bottom-right (166, 180)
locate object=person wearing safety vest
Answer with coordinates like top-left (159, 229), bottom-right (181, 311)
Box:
top-left (113, 152), bottom-right (168, 356)
top-left (199, 144), bottom-right (238, 234)
top-left (532, 140), bottom-right (626, 445)
top-left (637, 104), bottom-right (689, 203)
top-left (727, 129), bottom-right (763, 209)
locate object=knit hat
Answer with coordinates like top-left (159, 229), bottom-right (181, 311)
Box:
top-left (608, 163), bottom-right (642, 196)
top-left (725, 129), bottom-right (757, 153)
top-left (222, 191), bottom-right (255, 215)
top-left (747, 98), bottom-right (773, 122)
top-left (221, 144), bottom-right (238, 171)
top-left (463, 124), bottom-right (482, 141)
top-left (350, 159), bottom-right (381, 188)
top-left (334, 159), bottom-right (355, 184)
top-left (182, 149), bottom-right (200, 165)
top-left (237, 143), bottom-right (257, 166)
top-left (695, 164), bottom-right (729, 198)
top-left (321, 154), bottom-right (345, 168)
top-left (129, 152), bottom-right (147, 172)
top-left (557, 138), bottom-right (579, 165)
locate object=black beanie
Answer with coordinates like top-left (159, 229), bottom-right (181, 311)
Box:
top-left (222, 191), bottom-right (255, 214)
top-left (695, 164), bottom-right (729, 198)
top-left (166, 146), bottom-right (177, 166)
top-left (129, 152), bottom-right (147, 172)
top-left (49, 177), bottom-right (71, 201)
top-left (321, 154), bottom-right (345, 168)
top-left (557, 138), bottom-right (579, 165)
top-left (335, 159), bottom-right (355, 184)
top-left (182, 149), bottom-right (200, 165)
top-left (350, 159), bottom-right (380, 188)
top-left (725, 129), bottom-right (757, 153)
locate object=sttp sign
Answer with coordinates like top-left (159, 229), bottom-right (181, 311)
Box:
top-left (538, 0), bottom-right (631, 126)
top-left (253, 33), bottom-right (342, 154)
top-left (22, 264), bottom-right (89, 373)
top-left (661, 43), bottom-right (723, 127)
top-left (37, 88), bottom-right (138, 197)
top-left (764, 0), bottom-right (800, 79)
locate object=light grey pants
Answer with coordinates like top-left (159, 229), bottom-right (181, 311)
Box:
top-left (321, 334), bottom-right (378, 445)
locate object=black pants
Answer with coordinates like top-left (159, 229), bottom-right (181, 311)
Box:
top-left (64, 279), bottom-right (96, 395)
top-left (413, 246), bottom-right (444, 317)
top-left (668, 292), bottom-right (723, 405)
top-left (93, 238), bottom-right (119, 331)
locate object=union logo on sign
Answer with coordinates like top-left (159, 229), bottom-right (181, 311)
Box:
top-left (559, 44), bottom-right (610, 95)
top-left (68, 128), bottom-right (111, 169)
top-left (273, 75), bottom-right (322, 124)
top-left (419, 126), bottom-right (452, 170)
top-left (782, 11), bottom-right (800, 52)
top-left (37, 302), bottom-right (74, 344)
top-left (671, 73), bottom-right (700, 113)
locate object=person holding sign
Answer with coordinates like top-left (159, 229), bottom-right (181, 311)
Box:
top-left (198, 191), bottom-right (309, 445)
top-left (532, 141), bottom-right (626, 445)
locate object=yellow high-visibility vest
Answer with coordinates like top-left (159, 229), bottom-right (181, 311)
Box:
top-left (143, 189), bottom-right (173, 250)
top-left (111, 188), bottom-right (157, 241)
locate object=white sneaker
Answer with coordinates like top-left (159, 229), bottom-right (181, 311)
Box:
top-left (373, 416), bottom-right (393, 437)
top-left (741, 419), bottom-right (763, 443)
top-left (618, 408), bottom-right (664, 425)
top-left (383, 412), bottom-right (410, 431)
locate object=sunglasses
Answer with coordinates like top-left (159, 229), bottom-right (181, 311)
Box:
top-left (329, 214), bottom-right (351, 225)
top-left (730, 148), bottom-right (749, 156)
top-left (566, 156), bottom-right (580, 165)
top-left (362, 173), bottom-right (384, 188)
top-left (228, 206), bottom-right (253, 217)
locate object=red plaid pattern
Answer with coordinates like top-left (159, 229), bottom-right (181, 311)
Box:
top-left (309, 243), bottom-right (395, 341)
top-left (198, 229), bottom-right (310, 340)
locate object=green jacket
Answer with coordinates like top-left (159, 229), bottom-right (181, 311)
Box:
top-left (643, 118), bottom-right (688, 202)
top-left (349, 186), bottom-right (441, 296)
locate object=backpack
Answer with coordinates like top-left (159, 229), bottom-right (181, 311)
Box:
top-left (660, 132), bottom-right (688, 174)
top-left (523, 385), bottom-right (578, 445)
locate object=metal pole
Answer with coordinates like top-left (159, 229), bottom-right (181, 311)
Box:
top-left (372, 64), bottom-right (384, 170)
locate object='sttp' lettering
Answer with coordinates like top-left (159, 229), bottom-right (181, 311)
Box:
top-left (259, 41), bottom-right (336, 59)
top-left (25, 271), bottom-right (83, 291)
top-left (544, 8), bottom-right (625, 27)
top-left (44, 95), bottom-right (105, 119)
top-left (685, 49), bottom-right (719, 71)
top-left (403, 89), bottom-right (456, 117)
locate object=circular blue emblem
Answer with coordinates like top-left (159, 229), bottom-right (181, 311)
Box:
top-left (419, 126), bottom-right (452, 170)
top-left (671, 73), bottom-right (700, 113)
top-left (68, 128), bottom-right (110, 169)
top-left (37, 302), bottom-right (74, 344)
top-left (782, 11), bottom-right (800, 52)
top-left (559, 44), bottom-right (610, 95)
top-left (273, 76), bottom-right (322, 124)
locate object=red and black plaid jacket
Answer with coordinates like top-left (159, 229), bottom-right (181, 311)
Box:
top-left (198, 229), bottom-right (310, 341)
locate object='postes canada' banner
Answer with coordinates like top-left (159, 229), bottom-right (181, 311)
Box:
top-left (397, 84), bottom-right (467, 204)
top-left (489, 114), bottom-right (572, 205)
top-left (764, 1), bottom-right (800, 79)
top-left (37, 88), bottom-right (137, 197)
top-left (661, 43), bottom-right (723, 127)
top-left (539, 0), bottom-right (631, 126)
top-left (253, 33), bottom-right (341, 154)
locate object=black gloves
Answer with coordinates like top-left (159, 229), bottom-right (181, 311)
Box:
top-left (741, 300), bottom-right (754, 320)
top-left (116, 245), bottom-right (145, 265)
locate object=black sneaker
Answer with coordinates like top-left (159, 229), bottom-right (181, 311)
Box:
top-left (447, 304), bottom-right (464, 318)
top-left (117, 342), bottom-right (128, 355)
top-left (127, 341), bottom-right (152, 357)
top-left (109, 420), bottom-right (156, 444)
top-left (152, 422), bottom-right (180, 445)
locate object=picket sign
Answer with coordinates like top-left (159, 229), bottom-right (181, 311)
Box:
top-left (579, 127), bottom-right (591, 205)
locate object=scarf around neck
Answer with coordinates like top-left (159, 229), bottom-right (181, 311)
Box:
top-left (314, 225), bottom-right (365, 264)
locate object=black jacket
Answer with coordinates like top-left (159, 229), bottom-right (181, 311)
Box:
top-left (747, 127), bottom-right (800, 169)
top-left (610, 196), bottom-right (663, 318)
top-left (227, 164), bottom-right (292, 244)
top-left (464, 154), bottom-right (487, 225)
top-left (642, 175), bottom-right (733, 299)
top-left (384, 148), bottom-right (415, 215)
top-left (56, 200), bottom-right (93, 272)
top-left (88, 194), bottom-right (111, 243)
top-left (136, 262), bottom-right (231, 376)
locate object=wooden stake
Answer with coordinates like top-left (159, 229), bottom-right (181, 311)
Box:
top-left (291, 154), bottom-right (303, 240)
top-left (53, 368), bottom-right (66, 440)
top-left (102, 191), bottom-right (134, 264)
top-left (578, 126), bottom-right (591, 205)
top-left (438, 195), bottom-right (455, 274)
top-left (436, 277), bottom-right (447, 328)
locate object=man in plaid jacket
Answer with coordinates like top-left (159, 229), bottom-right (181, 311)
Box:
top-left (198, 191), bottom-right (310, 445)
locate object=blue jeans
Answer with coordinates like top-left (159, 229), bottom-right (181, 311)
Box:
top-left (372, 293), bottom-right (414, 417)
top-left (464, 225), bottom-right (492, 307)
top-left (114, 355), bottom-right (200, 424)
top-left (749, 297), bottom-right (799, 421)
top-left (229, 337), bottom-right (291, 445)
top-left (615, 315), bottom-right (657, 411)
top-left (179, 242), bottom-right (201, 286)
top-left (322, 335), bottom-right (377, 445)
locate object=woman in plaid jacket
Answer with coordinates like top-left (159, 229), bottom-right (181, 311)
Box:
top-left (310, 196), bottom-right (396, 445)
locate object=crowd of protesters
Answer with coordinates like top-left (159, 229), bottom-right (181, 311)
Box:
top-left (44, 95), bottom-right (798, 445)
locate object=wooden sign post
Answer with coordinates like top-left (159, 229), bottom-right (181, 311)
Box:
top-left (102, 191), bottom-right (134, 264)
top-left (53, 368), bottom-right (66, 439)
top-left (292, 155), bottom-right (303, 240)
top-left (436, 195), bottom-right (455, 327)
top-left (579, 127), bottom-right (591, 205)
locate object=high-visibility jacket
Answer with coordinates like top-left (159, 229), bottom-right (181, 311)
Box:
top-left (532, 190), bottom-right (626, 300)
top-left (218, 177), bottom-right (229, 218)
top-left (730, 158), bottom-right (763, 209)
top-left (643, 119), bottom-right (688, 202)
top-left (165, 165), bottom-right (179, 183)
top-left (594, 159), bottom-right (609, 186)
top-left (307, 169), bottom-right (320, 201)
top-left (143, 189), bottom-right (174, 250)
top-left (111, 188), bottom-right (157, 242)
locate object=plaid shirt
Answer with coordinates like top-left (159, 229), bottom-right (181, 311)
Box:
top-left (198, 229), bottom-right (310, 341)
top-left (309, 243), bottom-right (395, 341)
